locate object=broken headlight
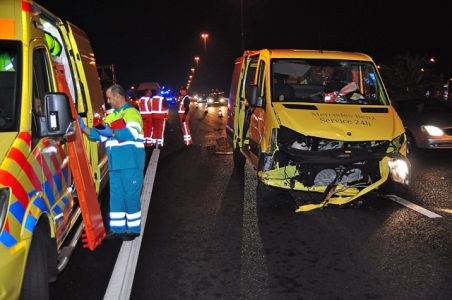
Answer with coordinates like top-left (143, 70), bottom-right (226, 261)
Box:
top-left (279, 126), bottom-right (313, 150)
top-left (388, 156), bottom-right (410, 185)
top-left (387, 133), bottom-right (406, 154)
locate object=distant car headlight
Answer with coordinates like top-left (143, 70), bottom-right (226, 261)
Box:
top-left (422, 125), bottom-right (444, 137)
top-left (219, 97), bottom-right (225, 102)
top-left (0, 188), bottom-right (10, 231)
top-left (208, 98), bottom-right (213, 103)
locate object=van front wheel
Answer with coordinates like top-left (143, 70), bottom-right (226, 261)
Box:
top-left (233, 145), bottom-right (245, 169)
top-left (256, 179), bottom-right (288, 208)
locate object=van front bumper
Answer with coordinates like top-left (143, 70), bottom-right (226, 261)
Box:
top-left (259, 155), bottom-right (409, 212)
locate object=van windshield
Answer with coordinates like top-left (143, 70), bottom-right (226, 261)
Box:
top-left (0, 41), bottom-right (21, 132)
top-left (271, 59), bottom-right (389, 105)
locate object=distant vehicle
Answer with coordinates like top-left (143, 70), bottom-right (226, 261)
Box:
top-left (160, 87), bottom-right (176, 105)
top-left (193, 94), bottom-right (206, 103)
top-left (207, 89), bottom-right (227, 106)
top-left (393, 98), bottom-right (452, 152)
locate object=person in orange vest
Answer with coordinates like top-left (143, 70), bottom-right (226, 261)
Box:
top-left (178, 86), bottom-right (192, 146)
top-left (137, 89), bottom-right (153, 147)
top-left (149, 89), bottom-right (168, 147)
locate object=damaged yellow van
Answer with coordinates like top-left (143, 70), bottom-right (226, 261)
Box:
top-left (227, 49), bottom-right (410, 211)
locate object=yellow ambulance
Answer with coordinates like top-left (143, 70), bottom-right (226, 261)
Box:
top-left (227, 49), bottom-right (410, 211)
top-left (0, 1), bottom-right (107, 298)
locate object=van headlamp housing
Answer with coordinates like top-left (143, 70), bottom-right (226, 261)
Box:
top-left (387, 133), bottom-right (406, 154)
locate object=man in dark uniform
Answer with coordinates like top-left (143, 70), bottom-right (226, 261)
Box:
top-left (178, 86), bottom-right (192, 145)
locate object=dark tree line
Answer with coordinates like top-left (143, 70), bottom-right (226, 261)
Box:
top-left (380, 53), bottom-right (445, 100)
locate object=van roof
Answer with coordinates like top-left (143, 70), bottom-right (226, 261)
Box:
top-left (247, 49), bottom-right (373, 62)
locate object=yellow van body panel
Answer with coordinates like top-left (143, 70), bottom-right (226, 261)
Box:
top-left (272, 102), bottom-right (405, 142)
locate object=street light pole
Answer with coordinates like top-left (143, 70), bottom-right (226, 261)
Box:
top-left (194, 56), bottom-right (200, 68)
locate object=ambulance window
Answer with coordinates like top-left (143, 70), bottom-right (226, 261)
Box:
top-left (40, 18), bottom-right (77, 102)
top-left (0, 41), bottom-right (21, 132)
top-left (32, 48), bottom-right (53, 116)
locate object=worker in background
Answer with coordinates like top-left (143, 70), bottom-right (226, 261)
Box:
top-left (138, 89), bottom-right (153, 146)
top-left (79, 84), bottom-right (145, 241)
top-left (150, 89), bottom-right (168, 148)
top-left (178, 86), bottom-right (192, 146)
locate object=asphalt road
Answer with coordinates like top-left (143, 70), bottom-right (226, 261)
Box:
top-left (50, 103), bottom-right (452, 300)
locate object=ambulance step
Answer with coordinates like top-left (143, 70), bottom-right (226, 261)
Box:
top-left (57, 221), bottom-right (84, 273)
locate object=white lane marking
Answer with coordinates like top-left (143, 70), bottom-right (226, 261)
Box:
top-left (240, 162), bottom-right (269, 299)
top-left (104, 149), bottom-right (160, 300)
top-left (386, 194), bottom-right (442, 219)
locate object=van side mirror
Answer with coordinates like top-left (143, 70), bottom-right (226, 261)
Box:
top-left (245, 84), bottom-right (263, 107)
top-left (41, 93), bottom-right (74, 137)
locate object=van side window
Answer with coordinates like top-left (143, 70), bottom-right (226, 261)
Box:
top-left (239, 56), bottom-right (258, 101)
top-left (32, 48), bottom-right (53, 143)
top-left (257, 61), bottom-right (266, 97)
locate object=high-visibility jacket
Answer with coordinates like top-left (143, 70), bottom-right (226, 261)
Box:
top-left (178, 95), bottom-right (190, 114)
top-left (88, 102), bottom-right (145, 171)
top-left (138, 96), bottom-right (152, 115)
top-left (150, 96), bottom-right (168, 119)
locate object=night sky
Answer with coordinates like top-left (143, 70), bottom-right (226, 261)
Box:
top-left (42, 0), bottom-right (452, 94)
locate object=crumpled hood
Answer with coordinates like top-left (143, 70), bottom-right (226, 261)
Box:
top-left (0, 132), bottom-right (18, 168)
top-left (272, 102), bottom-right (405, 141)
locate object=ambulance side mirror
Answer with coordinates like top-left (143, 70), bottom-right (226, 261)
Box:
top-left (42, 93), bottom-right (74, 137)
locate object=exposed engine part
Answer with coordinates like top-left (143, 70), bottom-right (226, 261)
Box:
top-left (342, 168), bottom-right (363, 184)
top-left (314, 169), bottom-right (337, 186)
top-left (317, 140), bottom-right (344, 150)
top-left (291, 140), bottom-right (310, 150)
top-left (302, 165), bottom-right (366, 187)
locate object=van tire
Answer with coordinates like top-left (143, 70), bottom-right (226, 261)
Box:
top-left (256, 179), bottom-right (287, 208)
top-left (380, 179), bottom-right (410, 198)
top-left (406, 131), bottom-right (416, 156)
top-left (233, 145), bottom-right (245, 169)
top-left (20, 224), bottom-right (49, 300)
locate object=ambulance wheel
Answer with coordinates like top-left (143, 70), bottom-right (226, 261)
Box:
top-left (20, 223), bottom-right (49, 300)
top-left (233, 146), bottom-right (245, 169)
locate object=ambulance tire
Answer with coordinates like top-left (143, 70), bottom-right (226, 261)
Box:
top-left (233, 145), bottom-right (245, 169)
top-left (20, 223), bottom-right (49, 300)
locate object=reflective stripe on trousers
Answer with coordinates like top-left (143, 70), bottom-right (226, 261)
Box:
top-left (179, 113), bottom-right (192, 145)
